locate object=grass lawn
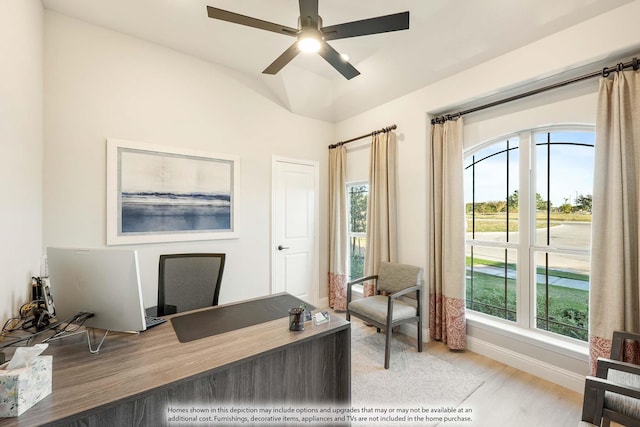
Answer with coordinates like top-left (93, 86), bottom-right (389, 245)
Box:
top-left (468, 257), bottom-right (589, 281)
top-left (467, 212), bottom-right (591, 233)
top-left (466, 267), bottom-right (588, 341)
top-left (465, 212), bottom-right (591, 341)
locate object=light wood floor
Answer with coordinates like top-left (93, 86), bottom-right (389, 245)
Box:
top-left (423, 338), bottom-right (583, 426)
top-left (348, 316), bottom-right (585, 426)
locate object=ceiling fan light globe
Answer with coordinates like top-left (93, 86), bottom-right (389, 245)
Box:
top-left (298, 37), bottom-right (321, 53)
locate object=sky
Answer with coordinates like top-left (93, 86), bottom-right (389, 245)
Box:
top-left (464, 130), bottom-right (595, 208)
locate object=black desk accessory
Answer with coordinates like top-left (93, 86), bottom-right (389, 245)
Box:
top-left (170, 293), bottom-right (314, 343)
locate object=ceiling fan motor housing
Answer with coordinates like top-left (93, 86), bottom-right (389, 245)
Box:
top-left (206, 2), bottom-right (409, 79)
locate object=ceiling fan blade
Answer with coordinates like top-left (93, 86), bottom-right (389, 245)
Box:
top-left (298, 0), bottom-right (319, 27)
top-left (321, 11), bottom-right (409, 41)
top-left (317, 41), bottom-right (360, 80)
top-left (207, 6), bottom-right (297, 36)
top-left (263, 42), bottom-right (301, 75)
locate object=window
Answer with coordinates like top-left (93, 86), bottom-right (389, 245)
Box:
top-left (465, 127), bottom-right (594, 342)
top-left (347, 183), bottom-right (368, 281)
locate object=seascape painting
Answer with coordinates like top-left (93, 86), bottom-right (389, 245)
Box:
top-left (120, 190), bottom-right (230, 232)
top-left (107, 139), bottom-right (239, 244)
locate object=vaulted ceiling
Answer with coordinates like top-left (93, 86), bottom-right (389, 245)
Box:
top-left (41, 0), bottom-right (633, 122)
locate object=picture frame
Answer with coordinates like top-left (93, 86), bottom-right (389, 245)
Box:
top-left (106, 138), bottom-right (239, 245)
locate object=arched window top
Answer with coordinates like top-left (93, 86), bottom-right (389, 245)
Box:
top-left (465, 124), bottom-right (595, 158)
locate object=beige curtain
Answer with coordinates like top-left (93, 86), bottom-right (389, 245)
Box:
top-left (328, 146), bottom-right (348, 310)
top-left (429, 118), bottom-right (467, 350)
top-left (363, 131), bottom-right (398, 297)
top-left (589, 69), bottom-right (640, 373)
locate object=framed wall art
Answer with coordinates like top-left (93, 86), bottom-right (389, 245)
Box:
top-left (106, 138), bottom-right (239, 245)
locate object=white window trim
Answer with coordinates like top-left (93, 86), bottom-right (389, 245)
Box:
top-left (346, 181), bottom-right (368, 283)
top-left (467, 311), bottom-right (589, 360)
top-left (465, 125), bottom-right (594, 348)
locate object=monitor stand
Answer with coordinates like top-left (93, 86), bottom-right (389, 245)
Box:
top-left (84, 328), bottom-right (110, 354)
top-left (43, 312), bottom-right (111, 354)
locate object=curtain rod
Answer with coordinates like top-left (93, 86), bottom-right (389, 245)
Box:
top-left (431, 56), bottom-right (640, 125)
top-left (328, 124), bottom-right (397, 149)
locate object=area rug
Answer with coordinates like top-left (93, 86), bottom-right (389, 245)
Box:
top-left (350, 326), bottom-right (484, 426)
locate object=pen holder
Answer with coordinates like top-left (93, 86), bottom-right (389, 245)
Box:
top-left (288, 307), bottom-right (305, 331)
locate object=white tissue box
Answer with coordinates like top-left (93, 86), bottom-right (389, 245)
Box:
top-left (0, 356), bottom-right (52, 417)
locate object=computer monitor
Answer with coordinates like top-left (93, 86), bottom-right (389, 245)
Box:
top-left (46, 247), bottom-right (147, 332)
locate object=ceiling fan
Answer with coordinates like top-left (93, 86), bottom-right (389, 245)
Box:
top-left (206, 1), bottom-right (409, 80)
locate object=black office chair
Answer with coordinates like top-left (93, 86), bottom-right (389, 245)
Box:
top-left (157, 253), bottom-right (225, 316)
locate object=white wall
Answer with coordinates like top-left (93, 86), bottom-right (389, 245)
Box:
top-left (335, 0), bottom-right (640, 391)
top-left (43, 12), bottom-right (333, 308)
top-left (0, 1), bottom-right (43, 322)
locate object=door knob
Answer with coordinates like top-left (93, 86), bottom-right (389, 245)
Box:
top-left (277, 245), bottom-right (290, 251)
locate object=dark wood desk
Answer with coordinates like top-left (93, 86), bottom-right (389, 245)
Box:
top-left (0, 296), bottom-right (351, 426)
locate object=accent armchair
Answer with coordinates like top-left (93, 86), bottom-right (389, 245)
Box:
top-left (346, 261), bottom-right (423, 369)
top-left (582, 331), bottom-right (640, 427)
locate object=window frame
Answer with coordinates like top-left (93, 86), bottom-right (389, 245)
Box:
top-left (346, 181), bottom-right (368, 282)
top-left (464, 124), bottom-right (593, 346)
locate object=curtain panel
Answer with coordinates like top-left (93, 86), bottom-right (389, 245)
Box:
top-left (328, 146), bottom-right (348, 310)
top-left (589, 69), bottom-right (640, 372)
top-left (363, 131), bottom-right (398, 297)
top-left (429, 119), bottom-right (467, 350)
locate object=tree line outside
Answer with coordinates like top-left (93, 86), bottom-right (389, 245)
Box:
top-left (468, 190), bottom-right (592, 216)
top-left (348, 185), bottom-right (368, 280)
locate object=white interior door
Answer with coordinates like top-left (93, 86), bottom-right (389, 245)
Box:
top-left (272, 158), bottom-right (318, 305)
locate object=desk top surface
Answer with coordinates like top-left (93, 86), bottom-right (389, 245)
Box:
top-left (0, 294), bottom-right (349, 427)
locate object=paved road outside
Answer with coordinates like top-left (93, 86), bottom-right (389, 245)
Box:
top-left (467, 222), bottom-right (590, 291)
top-left (471, 265), bottom-right (588, 291)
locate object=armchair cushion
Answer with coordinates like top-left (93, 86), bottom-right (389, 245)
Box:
top-left (348, 296), bottom-right (417, 325)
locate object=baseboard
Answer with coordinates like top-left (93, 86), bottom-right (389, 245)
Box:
top-left (466, 335), bottom-right (585, 393)
top-left (398, 323), bottom-right (431, 342)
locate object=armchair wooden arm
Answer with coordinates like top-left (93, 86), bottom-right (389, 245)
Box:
top-left (385, 284), bottom-right (421, 339)
top-left (587, 376), bottom-right (640, 399)
top-left (583, 357), bottom-right (640, 427)
top-left (347, 275), bottom-right (378, 287)
top-left (346, 274), bottom-right (378, 304)
top-left (584, 377), bottom-right (640, 426)
top-left (388, 284), bottom-right (421, 300)
top-left (596, 357), bottom-right (640, 378)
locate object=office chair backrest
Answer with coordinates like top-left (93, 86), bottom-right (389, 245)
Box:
top-left (157, 253), bottom-right (225, 316)
top-left (376, 262), bottom-right (423, 296)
